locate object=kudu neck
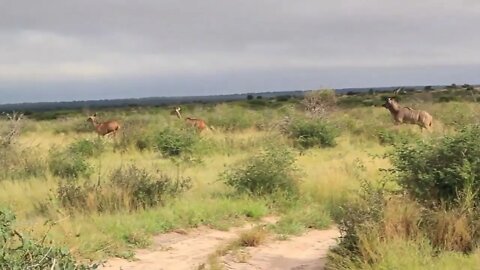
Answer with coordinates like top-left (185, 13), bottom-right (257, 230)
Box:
top-left (388, 102), bottom-right (401, 113)
top-left (89, 119), bottom-right (100, 127)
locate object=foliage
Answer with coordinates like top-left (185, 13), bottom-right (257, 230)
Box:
top-left (153, 127), bottom-right (199, 157)
top-left (68, 138), bottom-right (105, 157)
top-left (285, 118), bottom-right (338, 148)
top-left (112, 118), bottom-right (152, 152)
top-left (49, 147), bottom-right (91, 179)
top-left (0, 209), bottom-right (95, 269)
top-left (376, 127), bottom-right (420, 146)
top-left (302, 89), bottom-right (337, 117)
top-left (272, 202), bottom-right (331, 235)
top-left (329, 187), bottom-right (480, 269)
top-left (221, 146), bottom-right (300, 196)
top-left (206, 106), bottom-right (256, 131)
top-left (334, 180), bottom-right (387, 254)
top-left (390, 125), bottom-right (480, 205)
top-left (57, 165), bottom-right (192, 212)
top-left (0, 111), bottom-right (24, 146)
top-left (328, 237), bottom-right (480, 270)
top-left (0, 144), bottom-right (46, 179)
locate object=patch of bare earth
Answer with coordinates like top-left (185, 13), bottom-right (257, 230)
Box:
top-left (101, 217), bottom-right (277, 270)
top-left (101, 218), bottom-right (339, 270)
top-left (221, 228), bottom-right (339, 270)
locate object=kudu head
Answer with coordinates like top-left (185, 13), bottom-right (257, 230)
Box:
top-left (382, 88), bottom-right (403, 110)
top-left (86, 113), bottom-right (97, 123)
top-left (382, 97), bottom-right (393, 108)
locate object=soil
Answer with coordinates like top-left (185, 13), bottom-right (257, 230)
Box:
top-left (101, 218), bottom-right (339, 270)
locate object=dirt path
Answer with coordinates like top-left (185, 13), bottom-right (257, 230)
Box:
top-left (101, 219), bottom-right (339, 270)
top-left (221, 229), bottom-right (339, 270)
top-left (101, 218), bottom-right (277, 270)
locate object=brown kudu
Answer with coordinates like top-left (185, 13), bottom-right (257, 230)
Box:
top-left (382, 97), bottom-right (433, 131)
top-left (171, 107), bottom-right (208, 132)
top-left (86, 113), bottom-right (121, 136)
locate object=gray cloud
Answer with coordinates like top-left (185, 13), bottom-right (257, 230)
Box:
top-left (0, 0), bottom-right (479, 103)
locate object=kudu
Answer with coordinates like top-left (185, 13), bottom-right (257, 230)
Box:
top-left (86, 113), bottom-right (121, 136)
top-left (382, 97), bottom-right (433, 131)
top-left (171, 107), bottom-right (208, 132)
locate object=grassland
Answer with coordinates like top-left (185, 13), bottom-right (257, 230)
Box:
top-left (1, 89), bottom-right (480, 268)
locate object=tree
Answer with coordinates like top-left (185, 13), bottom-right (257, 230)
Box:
top-left (1, 111), bottom-right (23, 146)
top-left (247, 94), bottom-right (254, 100)
top-left (302, 89), bottom-right (337, 118)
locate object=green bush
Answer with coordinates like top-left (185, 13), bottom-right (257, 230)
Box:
top-left (153, 127), bottom-right (199, 157)
top-left (221, 146), bottom-right (300, 196)
top-left (0, 209), bottom-right (96, 269)
top-left (58, 165), bottom-right (192, 212)
top-left (49, 148), bottom-right (91, 179)
top-left (68, 138), bottom-right (104, 157)
top-left (333, 180), bottom-right (387, 254)
top-left (390, 125), bottom-right (480, 205)
top-left (285, 118), bottom-right (338, 148)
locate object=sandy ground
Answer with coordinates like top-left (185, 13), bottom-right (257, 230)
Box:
top-left (221, 229), bottom-right (339, 270)
top-left (101, 219), bottom-right (339, 270)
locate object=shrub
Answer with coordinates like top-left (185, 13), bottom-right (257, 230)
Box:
top-left (0, 209), bottom-right (95, 269)
top-left (153, 127), bottom-right (199, 157)
top-left (329, 187), bottom-right (480, 268)
top-left (0, 144), bottom-right (46, 179)
top-left (221, 146), bottom-right (300, 196)
top-left (68, 138), bottom-right (104, 157)
top-left (328, 236), bottom-right (480, 270)
top-left (390, 125), bottom-right (480, 205)
top-left (302, 89), bottom-right (337, 117)
top-left (135, 136), bottom-right (151, 151)
top-left (112, 119), bottom-right (152, 152)
top-left (58, 165), bottom-right (192, 212)
top-left (238, 227), bottom-right (269, 247)
top-left (285, 118), bottom-right (338, 148)
top-left (49, 148), bottom-right (91, 179)
top-left (334, 180), bottom-right (387, 254)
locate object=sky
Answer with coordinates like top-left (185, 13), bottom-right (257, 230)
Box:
top-left (1, 0), bottom-right (480, 104)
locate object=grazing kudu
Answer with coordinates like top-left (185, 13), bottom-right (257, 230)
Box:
top-left (170, 107), bottom-right (208, 132)
top-left (86, 113), bottom-right (121, 136)
top-left (382, 97), bottom-right (433, 131)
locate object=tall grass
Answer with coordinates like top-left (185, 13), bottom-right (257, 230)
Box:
top-left (2, 96), bottom-right (479, 264)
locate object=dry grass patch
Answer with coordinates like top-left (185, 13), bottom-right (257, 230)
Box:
top-left (238, 226), bottom-right (269, 247)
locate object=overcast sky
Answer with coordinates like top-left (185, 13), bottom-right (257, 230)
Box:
top-left (1, 0), bottom-right (479, 103)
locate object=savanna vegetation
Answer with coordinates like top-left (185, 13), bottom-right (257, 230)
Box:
top-left (1, 85), bottom-right (480, 269)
